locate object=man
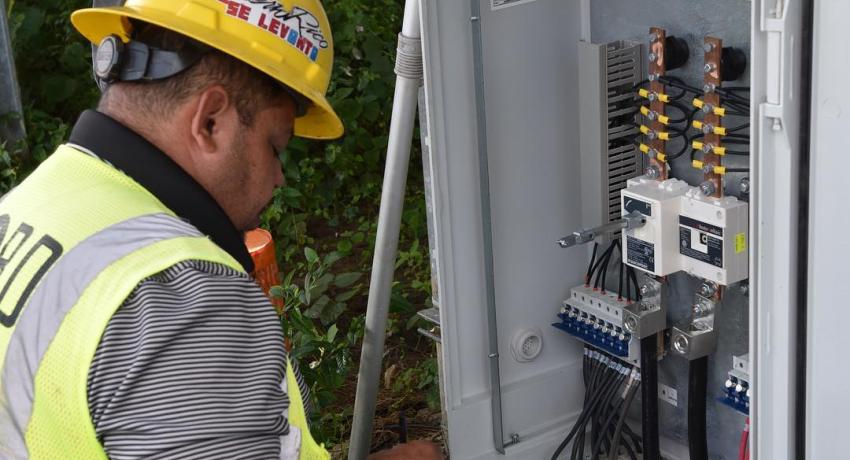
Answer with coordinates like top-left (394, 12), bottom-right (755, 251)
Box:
top-left (0, 0), bottom-right (441, 458)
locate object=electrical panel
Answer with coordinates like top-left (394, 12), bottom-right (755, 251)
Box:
top-left (415, 0), bottom-right (801, 458)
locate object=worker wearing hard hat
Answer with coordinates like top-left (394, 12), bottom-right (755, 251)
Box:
top-left (0, 1), bottom-right (441, 459)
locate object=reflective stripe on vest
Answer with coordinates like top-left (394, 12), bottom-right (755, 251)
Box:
top-left (0, 145), bottom-right (328, 459)
top-left (0, 213), bottom-right (202, 459)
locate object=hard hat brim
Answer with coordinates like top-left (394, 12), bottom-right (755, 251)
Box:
top-left (71, 7), bottom-right (345, 140)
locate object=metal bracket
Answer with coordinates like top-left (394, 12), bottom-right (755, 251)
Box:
top-left (670, 283), bottom-right (720, 360)
top-left (622, 276), bottom-right (667, 339)
top-left (557, 211), bottom-right (647, 248)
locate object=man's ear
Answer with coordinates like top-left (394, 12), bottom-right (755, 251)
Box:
top-left (189, 85), bottom-right (233, 153)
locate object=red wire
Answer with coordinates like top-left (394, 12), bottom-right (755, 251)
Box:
top-left (739, 417), bottom-right (750, 460)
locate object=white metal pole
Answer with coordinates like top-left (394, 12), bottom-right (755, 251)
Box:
top-left (348, 0), bottom-right (422, 458)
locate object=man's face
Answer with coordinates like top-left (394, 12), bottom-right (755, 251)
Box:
top-left (218, 100), bottom-right (294, 231)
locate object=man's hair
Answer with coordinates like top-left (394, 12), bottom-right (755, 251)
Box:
top-left (98, 22), bottom-right (289, 126)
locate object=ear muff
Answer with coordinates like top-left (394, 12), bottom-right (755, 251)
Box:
top-left (93, 35), bottom-right (124, 86)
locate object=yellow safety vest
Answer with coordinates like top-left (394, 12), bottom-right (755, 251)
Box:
top-left (0, 145), bottom-right (328, 460)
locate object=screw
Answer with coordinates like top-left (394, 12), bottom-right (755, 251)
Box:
top-left (739, 281), bottom-right (750, 297)
top-left (702, 164), bottom-right (714, 174)
top-left (624, 316), bottom-right (638, 333)
top-left (702, 104), bottom-right (712, 114)
top-left (645, 165), bottom-right (661, 179)
top-left (700, 180), bottom-right (717, 196)
top-left (703, 42), bottom-right (716, 53)
top-left (704, 63), bottom-right (716, 73)
top-left (649, 32), bottom-right (658, 42)
top-left (740, 177), bottom-right (751, 194)
top-left (640, 283), bottom-right (659, 298)
top-left (648, 73), bottom-right (658, 82)
top-left (673, 334), bottom-right (690, 354)
top-left (649, 52), bottom-right (657, 62)
top-left (648, 92), bottom-right (657, 102)
top-left (510, 433), bottom-right (520, 445)
top-left (699, 282), bottom-right (718, 297)
top-left (646, 130), bottom-right (657, 140)
top-left (646, 110), bottom-right (656, 121)
top-left (703, 83), bottom-right (716, 93)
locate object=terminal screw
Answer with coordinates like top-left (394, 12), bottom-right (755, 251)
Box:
top-left (624, 316), bottom-right (638, 333)
top-left (740, 177), bottom-right (751, 194)
top-left (649, 52), bottom-right (658, 62)
top-left (645, 165), bottom-right (661, 180)
top-left (673, 334), bottom-right (690, 354)
top-left (699, 180), bottom-right (717, 196)
top-left (704, 63), bottom-right (716, 73)
top-left (703, 83), bottom-right (716, 93)
top-left (649, 32), bottom-right (659, 42)
top-left (703, 42), bottom-right (716, 53)
top-left (698, 282), bottom-right (718, 298)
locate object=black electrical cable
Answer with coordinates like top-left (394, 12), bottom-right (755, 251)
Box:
top-left (726, 122), bottom-right (750, 133)
top-left (589, 243), bottom-right (617, 287)
top-left (607, 381), bottom-right (641, 460)
top-left (595, 241), bottom-right (618, 290)
top-left (618, 260), bottom-right (624, 300)
top-left (659, 76), bottom-right (703, 95)
top-left (640, 335), bottom-right (660, 460)
top-left (591, 377), bottom-right (637, 459)
top-left (586, 243), bottom-right (599, 285)
top-left (688, 357), bottom-right (709, 460)
top-left (552, 364), bottom-right (621, 459)
top-left (724, 167), bottom-right (750, 173)
top-left (628, 268), bottom-right (641, 301)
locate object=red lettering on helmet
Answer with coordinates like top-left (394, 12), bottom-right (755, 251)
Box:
top-left (269, 18), bottom-right (281, 35)
top-left (296, 36), bottom-right (309, 52)
top-left (258, 13), bottom-right (269, 30)
top-left (225, 1), bottom-right (239, 17)
top-left (279, 22), bottom-right (291, 40)
top-left (238, 4), bottom-right (251, 21)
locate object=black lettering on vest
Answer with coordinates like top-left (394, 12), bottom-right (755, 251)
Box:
top-left (0, 214), bottom-right (64, 327)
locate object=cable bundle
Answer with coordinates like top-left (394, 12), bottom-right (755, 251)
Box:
top-left (551, 347), bottom-right (642, 460)
top-left (584, 241), bottom-right (643, 303)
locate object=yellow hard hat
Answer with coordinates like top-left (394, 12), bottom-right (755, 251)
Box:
top-left (71, 0), bottom-right (344, 140)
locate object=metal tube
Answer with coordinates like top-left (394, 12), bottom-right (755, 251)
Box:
top-left (348, 0), bottom-right (421, 458)
top-left (469, 0), bottom-right (511, 454)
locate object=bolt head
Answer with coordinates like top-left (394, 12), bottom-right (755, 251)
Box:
top-left (645, 166), bottom-right (661, 179)
top-left (702, 144), bottom-right (712, 153)
top-left (649, 52), bottom-right (657, 62)
top-left (740, 177), bottom-right (751, 194)
top-left (673, 334), bottom-right (690, 354)
top-left (702, 165), bottom-right (713, 174)
top-left (648, 73), bottom-right (658, 82)
top-left (624, 316), bottom-right (638, 333)
top-left (703, 83), bottom-right (716, 93)
top-left (649, 32), bottom-right (658, 42)
top-left (702, 105), bottom-right (712, 114)
top-left (700, 181), bottom-right (717, 196)
top-left (703, 42), bottom-right (715, 53)
top-left (704, 63), bottom-right (715, 73)
top-left (648, 93), bottom-right (657, 102)
top-left (703, 125), bottom-right (712, 134)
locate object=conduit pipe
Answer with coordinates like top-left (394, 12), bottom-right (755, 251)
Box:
top-left (348, 0), bottom-right (422, 458)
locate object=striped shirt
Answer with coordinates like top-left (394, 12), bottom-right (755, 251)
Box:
top-left (87, 260), bottom-right (311, 459)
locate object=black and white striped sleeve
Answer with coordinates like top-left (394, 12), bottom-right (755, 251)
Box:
top-left (87, 260), bottom-right (309, 460)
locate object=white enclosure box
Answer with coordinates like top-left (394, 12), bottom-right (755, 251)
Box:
top-left (417, 0), bottom-right (807, 458)
top-left (679, 189), bottom-right (749, 285)
top-left (620, 176), bottom-right (690, 276)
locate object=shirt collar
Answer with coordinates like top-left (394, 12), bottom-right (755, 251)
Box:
top-left (68, 110), bottom-right (254, 273)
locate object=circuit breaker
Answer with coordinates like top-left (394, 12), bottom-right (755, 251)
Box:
top-left (620, 176), bottom-right (690, 276)
top-left (678, 187), bottom-right (749, 285)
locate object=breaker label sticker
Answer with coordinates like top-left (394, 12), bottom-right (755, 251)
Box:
top-left (623, 196), bottom-right (652, 217)
top-left (626, 236), bottom-right (655, 272)
top-left (735, 233), bottom-right (747, 254)
top-left (491, 0), bottom-right (538, 11)
top-left (679, 216), bottom-right (723, 268)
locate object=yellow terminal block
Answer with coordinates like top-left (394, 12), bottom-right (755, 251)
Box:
top-left (638, 88), bottom-right (650, 99)
top-left (639, 143), bottom-right (651, 154)
top-left (658, 131), bottom-right (672, 141)
top-left (658, 93), bottom-right (670, 103)
top-left (692, 160), bottom-right (705, 169)
top-left (714, 126), bottom-right (728, 136)
top-left (640, 106), bottom-right (650, 116)
top-left (693, 98), bottom-right (705, 109)
top-left (658, 114), bottom-right (670, 125)
top-left (714, 165), bottom-right (727, 175)
top-left (692, 140), bottom-right (705, 150)
top-left (714, 106), bottom-right (727, 117)
top-left (693, 120), bottom-right (704, 130)
top-left (713, 146), bottom-right (727, 156)
top-left (639, 125), bottom-right (651, 135)
top-left (656, 153), bottom-right (667, 162)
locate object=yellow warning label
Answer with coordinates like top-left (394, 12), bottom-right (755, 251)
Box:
top-left (735, 233), bottom-right (747, 254)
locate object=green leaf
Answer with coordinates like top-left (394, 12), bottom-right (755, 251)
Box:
top-left (326, 324), bottom-right (338, 343)
top-left (337, 239), bottom-right (353, 254)
top-left (269, 285), bottom-right (286, 299)
top-left (304, 247), bottom-right (319, 264)
top-left (305, 295), bottom-right (331, 319)
top-left (334, 272), bottom-right (362, 288)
